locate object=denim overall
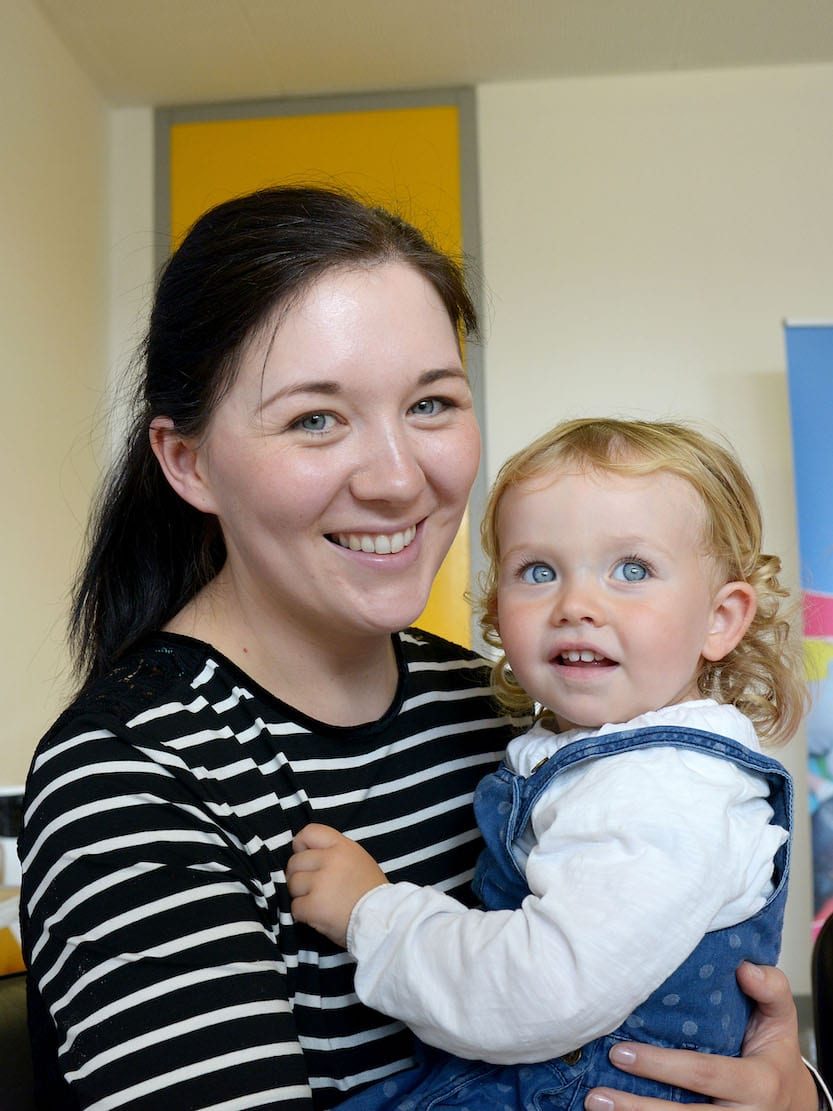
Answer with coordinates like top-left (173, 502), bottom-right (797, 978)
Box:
top-left (341, 726), bottom-right (792, 1111)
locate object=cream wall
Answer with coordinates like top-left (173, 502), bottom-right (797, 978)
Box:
top-left (107, 108), bottom-right (155, 448)
top-left (477, 63), bottom-right (833, 994)
top-left (1, 0), bottom-right (108, 784)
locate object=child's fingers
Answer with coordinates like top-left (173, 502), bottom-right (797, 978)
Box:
top-left (286, 848), bottom-right (325, 885)
top-left (290, 890), bottom-right (318, 926)
top-left (286, 856), bottom-right (328, 898)
top-left (292, 822), bottom-right (342, 853)
top-left (286, 870), bottom-right (308, 899)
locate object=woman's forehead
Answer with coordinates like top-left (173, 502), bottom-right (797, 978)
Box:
top-left (218, 262), bottom-right (465, 408)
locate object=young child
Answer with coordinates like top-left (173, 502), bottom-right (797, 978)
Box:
top-left (287, 417), bottom-right (805, 1108)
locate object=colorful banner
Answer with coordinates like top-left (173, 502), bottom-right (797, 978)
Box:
top-left (785, 322), bottom-right (833, 936)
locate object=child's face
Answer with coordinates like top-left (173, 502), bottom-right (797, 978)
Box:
top-left (495, 466), bottom-right (726, 732)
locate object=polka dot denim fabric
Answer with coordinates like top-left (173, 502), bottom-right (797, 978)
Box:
top-left (337, 728), bottom-right (792, 1110)
top-left (336, 1036), bottom-right (697, 1109)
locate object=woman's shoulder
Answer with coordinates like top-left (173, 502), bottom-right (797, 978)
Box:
top-left (39, 634), bottom-right (214, 749)
top-left (397, 626), bottom-right (503, 699)
top-left (398, 626), bottom-right (493, 670)
top-left (397, 627), bottom-right (529, 739)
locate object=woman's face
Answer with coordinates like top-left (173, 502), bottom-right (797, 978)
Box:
top-left (188, 262), bottom-right (480, 646)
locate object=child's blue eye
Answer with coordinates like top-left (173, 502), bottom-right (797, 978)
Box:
top-left (614, 560), bottom-right (649, 582)
top-left (520, 563), bottom-right (556, 584)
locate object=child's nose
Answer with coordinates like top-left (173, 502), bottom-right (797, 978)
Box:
top-left (551, 577), bottom-right (604, 626)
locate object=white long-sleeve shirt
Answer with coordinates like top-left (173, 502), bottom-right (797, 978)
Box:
top-left (346, 701), bottom-right (788, 1064)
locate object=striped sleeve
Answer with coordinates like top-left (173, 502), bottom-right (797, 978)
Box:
top-left (22, 721), bottom-right (312, 1110)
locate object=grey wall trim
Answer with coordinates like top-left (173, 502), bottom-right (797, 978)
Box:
top-left (154, 88), bottom-right (487, 646)
top-left (796, 992), bottom-right (817, 1065)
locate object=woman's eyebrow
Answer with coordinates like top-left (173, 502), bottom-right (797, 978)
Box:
top-left (260, 367), bottom-right (468, 410)
top-left (418, 367), bottom-right (469, 385)
top-left (259, 379), bottom-right (341, 411)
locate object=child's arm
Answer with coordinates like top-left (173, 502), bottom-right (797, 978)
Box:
top-left (287, 823), bottom-right (388, 947)
top-left (306, 746), bottom-right (787, 1065)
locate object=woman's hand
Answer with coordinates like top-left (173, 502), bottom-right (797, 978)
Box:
top-left (287, 823), bottom-right (388, 947)
top-left (584, 963), bottom-right (818, 1111)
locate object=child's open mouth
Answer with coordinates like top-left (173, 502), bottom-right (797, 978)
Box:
top-left (556, 651), bottom-right (614, 667)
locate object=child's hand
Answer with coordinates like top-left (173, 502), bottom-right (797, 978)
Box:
top-left (287, 823), bottom-right (389, 948)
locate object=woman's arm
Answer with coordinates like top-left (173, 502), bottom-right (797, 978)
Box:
top-left (21, 721), bottom-right (315, 1110)
top-left (585, 964), bottom-right (826, 1111)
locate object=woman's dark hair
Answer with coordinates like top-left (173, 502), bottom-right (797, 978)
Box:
top-left (71, 186), bottom-right (478, 690)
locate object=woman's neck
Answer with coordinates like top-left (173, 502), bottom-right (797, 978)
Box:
top-left (164, 577), bottom-right (400, 727)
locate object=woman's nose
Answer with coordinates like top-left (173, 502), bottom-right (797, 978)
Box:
top-left (348, 428), bottom-right (425, 503)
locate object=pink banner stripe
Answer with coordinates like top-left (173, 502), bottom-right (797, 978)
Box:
top-left (803, 590), bottom-right (833, 638)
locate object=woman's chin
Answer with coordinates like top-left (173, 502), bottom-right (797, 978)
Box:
top-left (357, 594), bottom-right (435, 638)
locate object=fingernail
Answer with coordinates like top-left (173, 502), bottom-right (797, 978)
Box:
top-left (740, 959), bottom-right (763, 980)
top-left (609, 1044), bottom-right (637, 1065)
top-left (585, 1095), bottom-right (615, 1111)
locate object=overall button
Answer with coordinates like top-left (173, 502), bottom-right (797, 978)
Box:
top-left (561, 1049), bottom-right (582, 1065)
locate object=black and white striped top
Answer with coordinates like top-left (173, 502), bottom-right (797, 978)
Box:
top-left (20, 629), bottom-right (521, 1111)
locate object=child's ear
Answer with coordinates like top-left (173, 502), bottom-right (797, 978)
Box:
top-left (149, 417), bottom-right (217, 514)
top-left (491, 599), bottom-right (500, 638)
top-left (702, 582), bottom-right (757, 662)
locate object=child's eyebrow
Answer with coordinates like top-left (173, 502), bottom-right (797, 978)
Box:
top-left (498, 534), bottom-right (680, 561)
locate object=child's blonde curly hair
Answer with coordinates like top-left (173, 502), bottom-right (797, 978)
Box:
top-left (477, 418), bottom-right (807, 746)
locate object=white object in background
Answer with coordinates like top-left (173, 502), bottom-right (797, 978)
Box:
top-left (0, 840), bottom-right (21, 888)
top-left (0, 786), bottom-right (23, 888)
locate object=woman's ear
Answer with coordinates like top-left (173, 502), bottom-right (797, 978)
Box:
top-left (149, 417), bottom-right (216, 514)
top-left (702, 581), bottom-right (757, 663)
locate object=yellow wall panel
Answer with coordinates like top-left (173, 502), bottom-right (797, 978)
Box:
top-left (170, 108), bottom-right (461, 255)
top-left (168, 104), bottom-right (471, 644)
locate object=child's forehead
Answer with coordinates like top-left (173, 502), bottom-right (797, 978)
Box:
top-left (499, 463), bottom-right (710, 530)
top-left (508, 459), bottom-right (686, 494)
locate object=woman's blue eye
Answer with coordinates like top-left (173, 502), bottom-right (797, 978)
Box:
top-left (296, 412), bottom-right (335, 433)
top-left (521, 563), bottom-right (556, 584)
top-left (615, 560), bottom-right (649, 582)
top-left (410, 397), bottom-right (445, 416)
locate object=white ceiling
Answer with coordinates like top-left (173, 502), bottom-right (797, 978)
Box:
top-left (34, 0), bottom-right (833, 108)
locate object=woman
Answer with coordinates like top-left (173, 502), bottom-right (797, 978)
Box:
top-left (19, 186), bottom-right (820, 1110)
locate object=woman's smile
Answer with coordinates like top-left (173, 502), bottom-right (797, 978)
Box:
top-left (330, 524), bottom-right (418, 555)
